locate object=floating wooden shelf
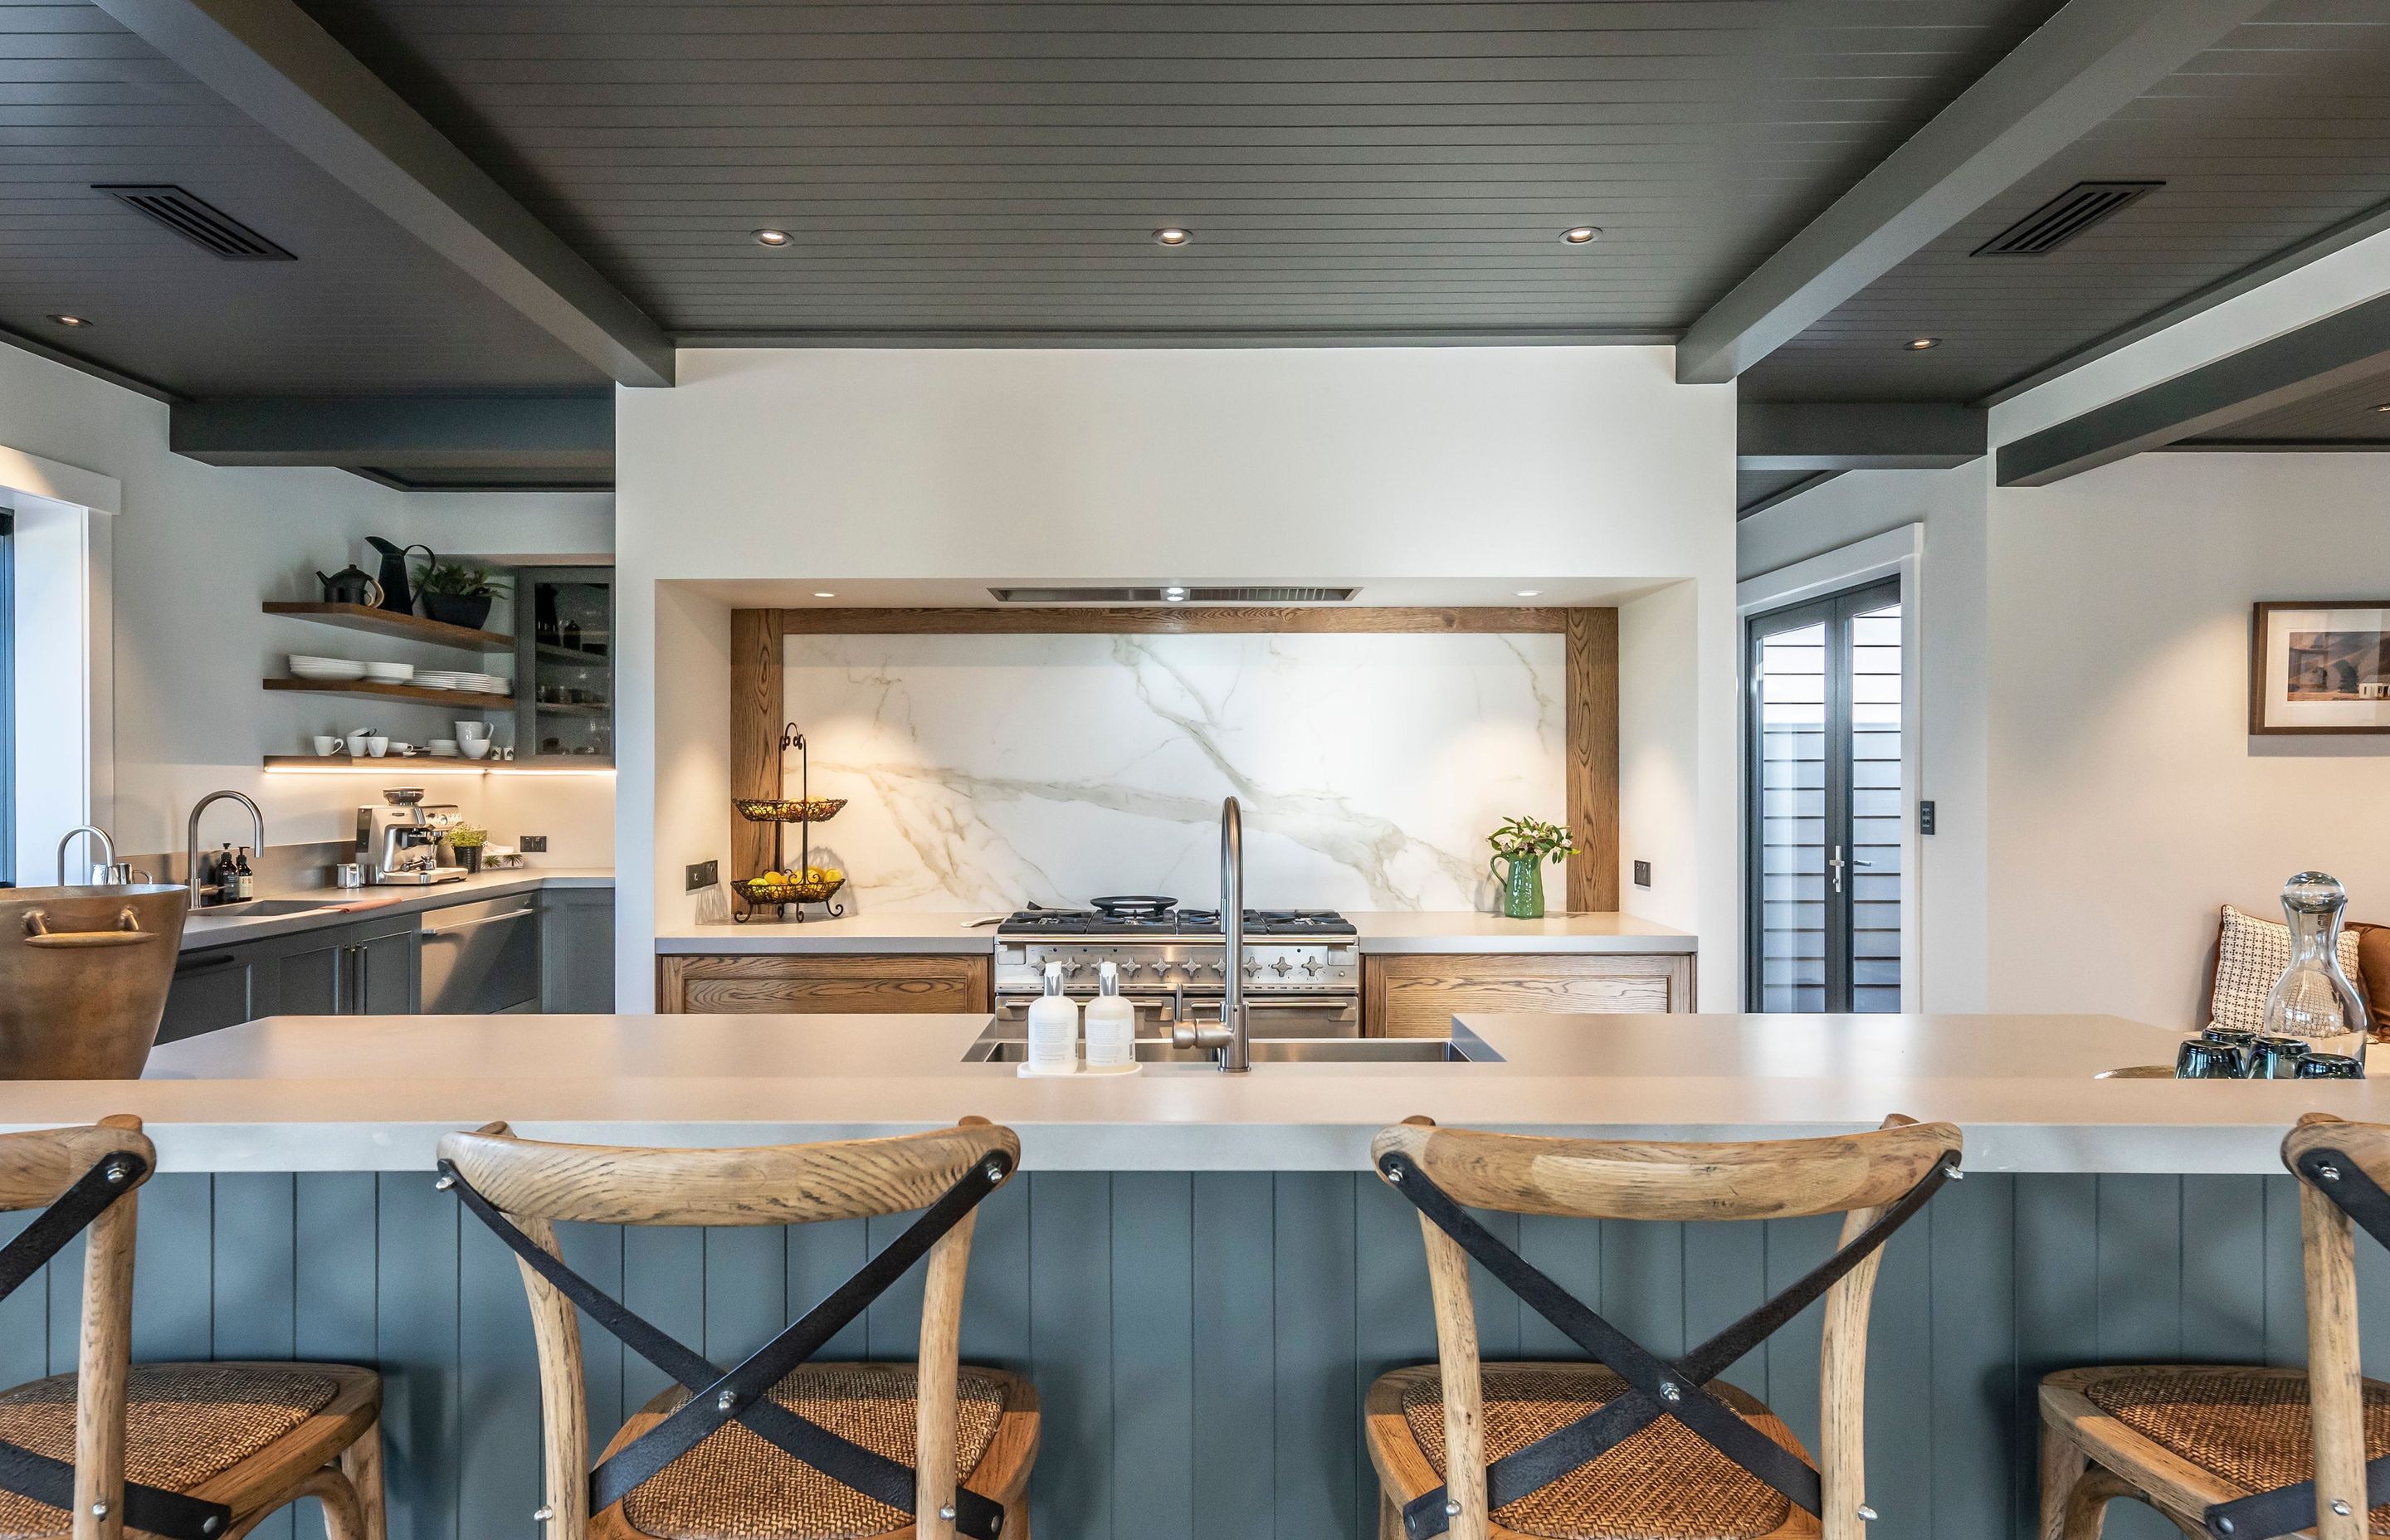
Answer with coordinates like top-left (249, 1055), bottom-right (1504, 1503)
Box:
top-left (263, 601), bottom-right (511, 650)
top-left (264, 678), bottom-right (515, 709)
top-left (262, 754), bottom-right (609, 771)
top-left (528, 699), bottom-right (611, 716)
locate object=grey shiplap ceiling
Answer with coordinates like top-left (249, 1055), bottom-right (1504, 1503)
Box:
top-left (1739, 0), bottom-right (2390, 407)
top-left (2179, 368), bottom-right (2390, 446)
top-left (0, 2), bottom-right (605, 396)
top-left (295, 0), bottom-right (2062, 338)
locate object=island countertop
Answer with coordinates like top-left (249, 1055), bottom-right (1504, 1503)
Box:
top-left (653, 909), bottom-right (1696, 955)
top-left (7, 1011), bottom-right (2368, 1175)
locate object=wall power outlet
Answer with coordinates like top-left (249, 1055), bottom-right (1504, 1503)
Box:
top-left (686, 859), bottom-right (719, 892)
top-left (1632, 860), bottom-right (1652, 888)
top-left (519, 835), bottom-right (548, 854)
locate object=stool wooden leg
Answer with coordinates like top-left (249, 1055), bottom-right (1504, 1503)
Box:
top-left (339, 1421), bottom-right (386, 1540)
top-left (2059, 1463), bottom-right (2138, 1540)
top-left (1379, 1491), bottom-right (1405, 1540)
top-left (2041, 1421), bottom-right (2089, 1540)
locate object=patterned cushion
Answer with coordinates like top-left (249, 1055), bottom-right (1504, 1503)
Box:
top-left (2211, 905), bottom-right (2364, 1034)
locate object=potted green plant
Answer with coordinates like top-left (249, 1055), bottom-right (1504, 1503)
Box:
top-left (412, 560), bottom-right (512, 631)
top-left (443, 821), bottom-right (490, 875)
top-left (1487, 815), bottom-right (1575, 919)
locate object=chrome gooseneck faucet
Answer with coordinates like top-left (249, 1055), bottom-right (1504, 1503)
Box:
top-left (186, 789), bottom-right (264, 907)
top-left (1173, 796), bottom-right (1253, 1072)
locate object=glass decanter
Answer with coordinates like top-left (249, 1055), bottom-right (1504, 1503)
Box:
top-left (2260, 871), bottom-right (2372, 1064)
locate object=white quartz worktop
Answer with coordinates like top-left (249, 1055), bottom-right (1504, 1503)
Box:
top-left (653, 909), bottom-right (1695, 955)
top-left (5, 1011), bottom-right (2364, 1176)
top-left (178, 869), bottom-right (613, 950)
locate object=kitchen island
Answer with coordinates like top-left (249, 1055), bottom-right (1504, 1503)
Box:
top-left (4, 1011), bottom-right (2363, 1540)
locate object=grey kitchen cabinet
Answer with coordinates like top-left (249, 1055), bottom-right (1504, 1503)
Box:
top-left (420, 893), bottom-right (540, 1013)
top-left (346, 919), bottom-right (419, 1014)
top-left (158, 948), bottom-right (266, 1045)
top-left (539, 888), bottom-right (614, 1012)
top-left (271, 936), bottom-right (345, 1016)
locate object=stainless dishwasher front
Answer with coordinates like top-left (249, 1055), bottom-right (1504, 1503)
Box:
top-left (419, 893), bottom-right (541, 1013)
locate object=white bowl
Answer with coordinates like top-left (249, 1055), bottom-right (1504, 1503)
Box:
top-left (362, 661), bottom-right (416, 684)
top-left (455, 720), bottom-right (491, 741)
top-left (460, 738), bottom-right (492, 760)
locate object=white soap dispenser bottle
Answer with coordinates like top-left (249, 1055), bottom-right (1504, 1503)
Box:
top-left (1022, 961), bottom-right (1080, 1076)
top-left (1084, 960), bottom-right (1138, 1073)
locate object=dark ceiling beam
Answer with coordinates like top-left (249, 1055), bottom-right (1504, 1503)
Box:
top-left (1674, 0), bottom-right (2274, 386)
top-left (1737, 470), bottom-right (1848, 520)
top-left (1996, 294), bottom-right (2390, 486)
top-left (671, 325), bottom-right (1684, 349)
top-left (1738, 402), bottom-right (1987, 471)
top-left (0, 327), bottom-right (183, 405)
top-left (171, 393), bottom-right (612, 470)
top-left (88, 0), bottom-right (674, 388)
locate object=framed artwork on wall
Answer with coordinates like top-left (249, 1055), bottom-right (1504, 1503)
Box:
top-left (2250, 601), bottom-right (2390, 734)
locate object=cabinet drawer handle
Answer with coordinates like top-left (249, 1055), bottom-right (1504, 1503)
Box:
top-left (23, 907), bottom-right (156, 948)
top-left (423, 909), bottom-right (536, 938)
top-left (179, 953), bottom-right (241, 972)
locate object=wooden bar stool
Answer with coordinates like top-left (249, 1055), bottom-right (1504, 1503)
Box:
top-left (0, 1116), bottom-right (383, 1540)
top-left (438, 1117), bottom-right (1039, 1540)
top-left (2042, 1112), bottom-right (2390, 1540)
top-left (1363, 1114), bottom-right (1963, 1540)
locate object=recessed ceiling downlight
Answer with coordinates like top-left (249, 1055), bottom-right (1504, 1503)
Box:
top-left (1163, 586), bottom-right (1190, 602)
top-left (2375, 403), bottom-right (2390, 413)
top-left (1154, 227), bottom-right (1193, 246)
top-left (1906, 337), bottom-right (1942, 351)
top-left (1558, 226), bottom-right (1602, 245)
top-left (1515, 590), bottom-right (1542, 597)
top-left (812, 591), bottom-right (836, 598)
top-left (753, 228), bottom-right (791, 246)
top-left (49, 313), bottom-right (90, 327)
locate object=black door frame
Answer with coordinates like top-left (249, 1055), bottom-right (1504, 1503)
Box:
top-left (1744, 575), bottom-right (1900, 1012)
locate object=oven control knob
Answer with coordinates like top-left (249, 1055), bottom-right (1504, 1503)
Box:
top-left (1299, 956), bottom-right (1324, 976)
top-left (1244, 961), bottom-right (1263, 979)
top-left (1270, 958), bottom-right (1292, 977)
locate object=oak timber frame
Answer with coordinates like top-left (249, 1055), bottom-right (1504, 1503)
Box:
top-left (729, 607), bottom-right (1621, 911)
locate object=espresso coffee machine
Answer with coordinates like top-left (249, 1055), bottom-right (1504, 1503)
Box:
top-left (357, 788), bottom-right (467, 885)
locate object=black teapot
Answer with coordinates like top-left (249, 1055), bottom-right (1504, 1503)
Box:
top-left (316, 563), bottom-right (383, 607)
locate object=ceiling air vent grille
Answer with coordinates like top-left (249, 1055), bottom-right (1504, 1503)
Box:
top-left (1972, 181), bottom-right (2161, 256)
top-left (95, 184), bottom-right (295, 261)
top-left (988, 586), bottom-right (1359, 604)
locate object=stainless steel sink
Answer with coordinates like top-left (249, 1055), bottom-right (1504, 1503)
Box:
top-left (190, 899), bottom-right (344, 919)
top-left (963, 1026), bottom-right (1500, 1065)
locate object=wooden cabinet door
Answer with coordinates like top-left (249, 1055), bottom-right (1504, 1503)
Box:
top-left (1363, 952), bottom-right (1695, 1037)
top-left (659, 953), bottom-right (993, 1015)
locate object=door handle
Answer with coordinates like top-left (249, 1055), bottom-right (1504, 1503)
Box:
top-left (423, 909), bottom-right (535, 938)
top-left (1828, 845), bottom-right (1843, 894)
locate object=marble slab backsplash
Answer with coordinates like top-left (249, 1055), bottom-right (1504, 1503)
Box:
top-left (781, 632), bottom-right (1564, 912)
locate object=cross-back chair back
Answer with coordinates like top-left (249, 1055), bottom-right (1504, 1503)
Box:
top-left (1368, 1114), bottom-right (1963, 1540)
top-left (437, 1118), bottom-right (1026, 1540)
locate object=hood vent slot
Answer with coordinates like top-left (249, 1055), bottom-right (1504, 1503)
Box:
top-left (1973, 181), bottom-right (2161, 256)
top-left (988, 585), bottom-right (1359, 604)
top-left (95, 185), bottom-right (295, 261)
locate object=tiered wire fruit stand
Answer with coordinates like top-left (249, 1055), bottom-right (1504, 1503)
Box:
top-left (729, 724), bottom-right (848, 923)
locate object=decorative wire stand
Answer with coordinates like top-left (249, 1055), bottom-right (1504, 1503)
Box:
top-left (729, 724), bottom-right (848, 923)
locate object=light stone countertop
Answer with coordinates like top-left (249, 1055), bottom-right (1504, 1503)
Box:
top-left (653, 909), bottom-right (1695, 956)
top-left (5, 1011), bottom-right (2360, 1176)
top-left (178, 869), bottom-right (614, 951)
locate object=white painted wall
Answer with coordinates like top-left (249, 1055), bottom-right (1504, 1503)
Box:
top-left (1986, 452), bottom-right (2390, 1026)
top-left (1739, 451), bottom-right (2390, 1026)
top-left (0, 340), bottom-right (617, 875)
top-left (618, 347), bottom-right (1739, 1007)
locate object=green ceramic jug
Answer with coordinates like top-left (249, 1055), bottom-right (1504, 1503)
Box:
top-left (1490, 853), bottom-right (1546, 919)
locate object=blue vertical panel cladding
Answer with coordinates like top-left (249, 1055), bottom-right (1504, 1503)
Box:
top-left (77, 1168), bottom-right (2390, 1540)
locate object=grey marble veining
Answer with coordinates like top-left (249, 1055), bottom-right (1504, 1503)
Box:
top-left (782, 632), bottom-right (1565, 911)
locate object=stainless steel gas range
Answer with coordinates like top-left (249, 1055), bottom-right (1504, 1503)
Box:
top-left (992, 897), bottom-right (1360, 1040)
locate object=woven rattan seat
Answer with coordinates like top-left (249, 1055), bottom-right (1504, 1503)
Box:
top-left (1373, 1362), bottom-right (1812, 1540)
top-left (611, 1363), bottom-right (1026, 1540)
top-left (2052, 1366), bottom-right (2390, 1536)
top-left (0, 1362), bottom-right (355, 1540)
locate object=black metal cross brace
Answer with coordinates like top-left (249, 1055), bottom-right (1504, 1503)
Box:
top-left (2204, 1148), bottom-right (2390, 1540)
top-left (442, 1153), bottom-right (1012, 1540)
top-left (1379, 1147), bottom-right (1957, 1540)
top-left (0, 1152), bottom-right (234, 1540)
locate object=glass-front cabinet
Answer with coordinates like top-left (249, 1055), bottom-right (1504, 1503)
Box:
top-left (512, 566), bottom-right (613, 765)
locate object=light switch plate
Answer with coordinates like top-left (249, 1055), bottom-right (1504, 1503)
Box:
top-left (519, 835), bottom-right (548, 853)
top-left (686, 859), bottom-right (719, 892)
top-left (1632, 860), bottom-right (1651, 888)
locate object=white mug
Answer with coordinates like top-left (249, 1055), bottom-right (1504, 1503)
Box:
top-left (363, 736), bottom-right (389, 758)
top-left (313, 735), bottom-right (339, 757)
top-left (344, 729), bottom-right (371, 755)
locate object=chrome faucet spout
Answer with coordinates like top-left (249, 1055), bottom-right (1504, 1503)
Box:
top-left (55, 825), bottom-right (116, 886)
top-left (1217, 796), bottom-right (1250, 1074)
top-left (186, 790), bottom-right (265, 907)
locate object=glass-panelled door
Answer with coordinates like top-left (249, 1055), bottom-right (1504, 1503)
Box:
top-left (1747, 578), bottom-right (1903, 1012)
